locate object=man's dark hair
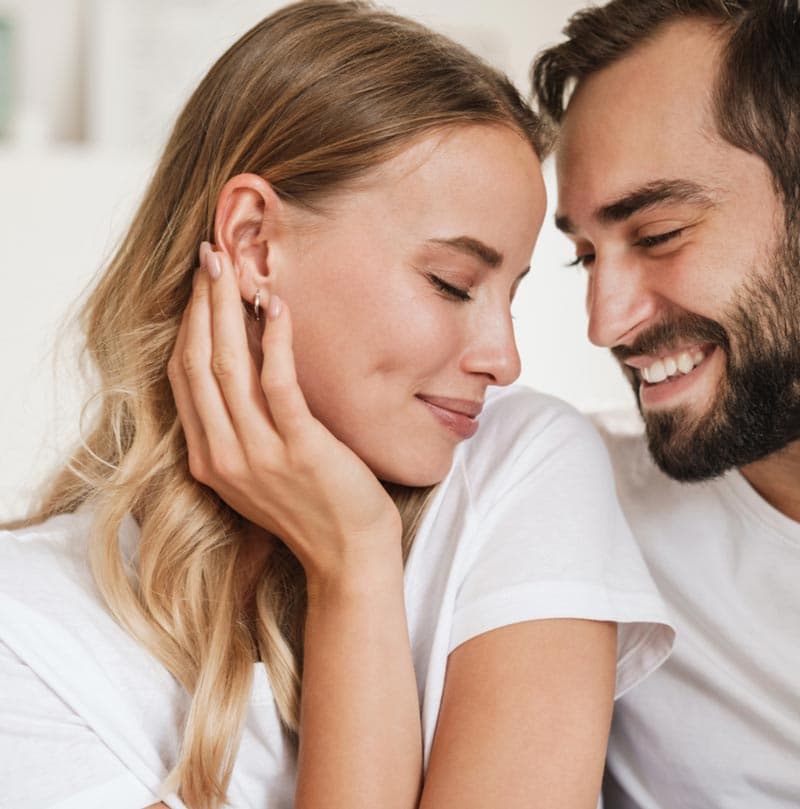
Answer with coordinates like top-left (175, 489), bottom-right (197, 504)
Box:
top-left (531, 0), bottom-right (800, 216)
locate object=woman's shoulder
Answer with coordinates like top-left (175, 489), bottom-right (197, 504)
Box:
top-left (454, 384), bottom-right (612, 503)
top-left (0, 510), bottom-right (96, 597)
top-left (0, 510), bottom-right (131, 666)
top-left (470, 385), bottom-right (605, 455)
top-left (0, 506), bottom-right (152, 646)
top-left (420, 386), bottom-right (675, 698)
top-left (481, 383), bottom-right (586, 424)
top-left (0, 508), bottom-right (149, 669)
top-left (1, 507), bottom-right (141, 591)
top-left (0, 510), bottom-right (187, 798)
top-left (1, 508), bottom-right (91, 543)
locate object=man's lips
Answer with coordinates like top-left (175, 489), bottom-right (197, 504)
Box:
top-left (621, 342), bottom-right (715, 370)
top-left (415, 395), bottom-right (483, 418)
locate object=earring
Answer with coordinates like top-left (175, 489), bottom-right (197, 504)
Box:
top-left (253, 289), bottom-right (262, 321)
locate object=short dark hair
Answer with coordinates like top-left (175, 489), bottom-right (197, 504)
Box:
top-left (531, 0), bottom-right (800, 215)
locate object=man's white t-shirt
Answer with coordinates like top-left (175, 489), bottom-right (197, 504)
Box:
top-left (0, 386), bottom-right (674, 809)
top-left (597, 423), bottom-right (800, 809)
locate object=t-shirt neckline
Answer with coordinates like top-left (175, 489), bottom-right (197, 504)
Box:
top-left (720, 468), bottom-right (800, 549)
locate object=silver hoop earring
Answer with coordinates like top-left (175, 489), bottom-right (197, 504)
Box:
top-left (253, 289), bottom-right (262, 321)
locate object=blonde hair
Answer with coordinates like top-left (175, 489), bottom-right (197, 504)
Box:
top-left (16, 2), bottom-right (544, 806)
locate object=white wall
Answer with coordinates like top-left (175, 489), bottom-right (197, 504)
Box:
top-left (0, 1), bottom-right (635, 520)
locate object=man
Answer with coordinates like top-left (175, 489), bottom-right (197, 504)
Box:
top-left (532, 1), bottom-right (800, 806)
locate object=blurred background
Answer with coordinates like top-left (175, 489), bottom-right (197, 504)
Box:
top-left (0, 0), bottom-right (636, 520)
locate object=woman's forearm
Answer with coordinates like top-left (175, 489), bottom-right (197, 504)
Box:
top-left (295, 543), bottom-right (422, 809)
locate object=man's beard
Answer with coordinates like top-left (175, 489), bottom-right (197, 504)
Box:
top-left (613, 230), bottom-right (800, 482)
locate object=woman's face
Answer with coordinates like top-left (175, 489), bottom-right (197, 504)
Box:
top-left (270, 125), bottom-right (546, 486)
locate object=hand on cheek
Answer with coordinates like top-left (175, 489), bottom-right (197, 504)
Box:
top-left (167, 243), bottom-right (402, 586)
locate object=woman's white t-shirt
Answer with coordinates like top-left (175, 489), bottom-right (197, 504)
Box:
top-left (0, 386), bottom-right (674, 809)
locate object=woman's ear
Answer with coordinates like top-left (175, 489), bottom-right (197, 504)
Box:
top-left (213, 173), bottom-right (282, 299)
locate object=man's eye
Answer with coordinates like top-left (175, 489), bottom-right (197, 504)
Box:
top-left (428, 273), bottom-right (472, 301)
top-left (567, 253), bottom-right (595, 268)
top-left (566, 227), bottom-right (686, 269)
top-left (635, 228), bottom-right (685, 248)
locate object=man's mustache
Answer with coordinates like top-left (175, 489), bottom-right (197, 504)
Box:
top-left (611, 312), bottom-right (729, 363)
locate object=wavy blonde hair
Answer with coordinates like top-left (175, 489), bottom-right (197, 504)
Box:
top-left (15, 2), bottom-right (545, 806)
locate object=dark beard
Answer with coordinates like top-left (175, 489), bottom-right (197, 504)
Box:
top-left (612, 235), bottom-right (800, 482)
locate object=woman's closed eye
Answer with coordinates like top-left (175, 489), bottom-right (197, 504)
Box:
top-left (427, 272), bottom-right (472, 302)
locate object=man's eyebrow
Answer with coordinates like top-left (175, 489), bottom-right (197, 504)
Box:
top-left (427, 236), bottom-right (503, 268)
top-left (555, 180), bottom-right (717, 234)
top-left (598, 180), bottom-right (716, 224)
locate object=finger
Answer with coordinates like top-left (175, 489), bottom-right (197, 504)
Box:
top-left (181, 257), bottom-right (239, 452)
top-left (260, 295), bottom-right (313, 438)
top-left (167, 284), bottom-right (211, 465)
top-left (206, 248), bottom-right (277, 441)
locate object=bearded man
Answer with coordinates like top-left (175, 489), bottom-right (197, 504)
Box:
top-left (532, 1), bottom-right (800, 806)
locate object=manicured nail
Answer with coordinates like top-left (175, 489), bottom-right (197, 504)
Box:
top-left (268, 294), bottom-right (282, 320)
top-left (199, 241), bottom-right (221, 280)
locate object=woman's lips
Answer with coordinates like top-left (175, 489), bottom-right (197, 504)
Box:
top-left (416, 395), bottom-right (482, 439)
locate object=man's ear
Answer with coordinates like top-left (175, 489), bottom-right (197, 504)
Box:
top-left (213, 173), bottom-right (282, 299)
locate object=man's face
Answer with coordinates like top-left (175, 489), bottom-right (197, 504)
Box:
top-left (554, 19), bottom-right (800, 480)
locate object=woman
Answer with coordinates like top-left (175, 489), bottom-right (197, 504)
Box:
top-left (0, 2), bottom-right (673, 808)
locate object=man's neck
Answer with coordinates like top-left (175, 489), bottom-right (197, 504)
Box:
top-left (740, 440), bottom-right (800, 523)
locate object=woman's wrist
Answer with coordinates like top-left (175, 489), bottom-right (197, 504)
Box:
top-left (304, 523), bottom-right (405, 607)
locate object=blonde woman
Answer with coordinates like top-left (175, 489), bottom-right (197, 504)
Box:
top-left (0, 2), bottom-right (673, 808)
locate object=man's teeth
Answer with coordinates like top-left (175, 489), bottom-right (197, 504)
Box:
top-left (642, 349), bottom-right (707, 384)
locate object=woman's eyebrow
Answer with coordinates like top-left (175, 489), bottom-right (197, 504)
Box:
top-left (426, 236), bottom-right (503, 268)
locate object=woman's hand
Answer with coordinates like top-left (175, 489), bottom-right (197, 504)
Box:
top-left (169, 246), bottom-right (422, 806)
top-left (167, 242), bottom-right (401, 585)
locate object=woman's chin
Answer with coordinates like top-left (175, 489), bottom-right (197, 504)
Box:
top-left (345, 430), bottom-right (457, 489)
top-left (374, 455), bottom-right (453, 489)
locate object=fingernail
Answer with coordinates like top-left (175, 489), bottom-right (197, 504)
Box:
top-left (267, 294), bottom-right (282, 320)
top-left (200, 241), bottom-right (221, 280)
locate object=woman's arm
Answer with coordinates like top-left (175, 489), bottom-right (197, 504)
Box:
top-left (147, 567), bottom-right (423, 809)
top-left (145, 617), bottom-right (612, 809)
top-left (296, 558), bottom-right (422, 809)
top-left (169, 247), bottom-right (422, 808)
top-left (420, 618), bottom-right (616, 808)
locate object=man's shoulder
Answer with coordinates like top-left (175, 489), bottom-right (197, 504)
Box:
top-left (586, 410), bottom-right (735, 548)
top-left (587, 409), bottom-right (657, 488)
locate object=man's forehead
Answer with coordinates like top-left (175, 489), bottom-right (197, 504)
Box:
top-left (554, 21), bottom-right (729, 219)
top-left (557, 19), bottom-right (724, 152)
top-left (566, 18), bottom-right (725, 113)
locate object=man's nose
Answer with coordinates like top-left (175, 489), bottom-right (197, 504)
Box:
top-left (586, 257), bottom-right (658, 348)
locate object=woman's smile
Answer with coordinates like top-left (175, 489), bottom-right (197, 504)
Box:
top-left (415, 394), bottom-right (483, 440)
